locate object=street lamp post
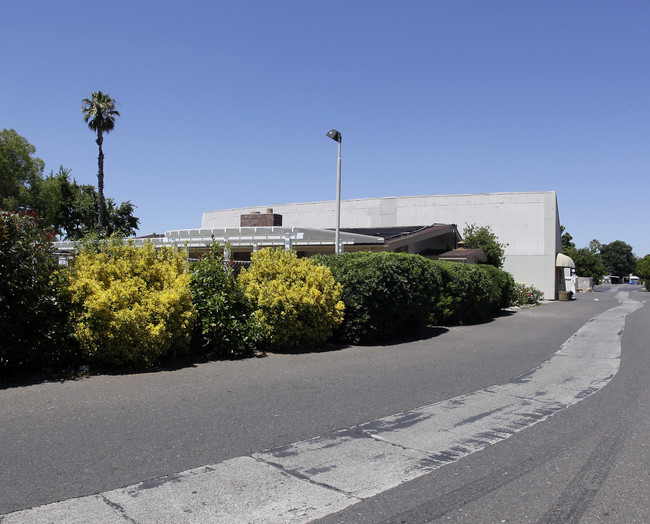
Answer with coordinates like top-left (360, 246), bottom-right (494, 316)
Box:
top-left (326, 129), bottom-right (342, 254)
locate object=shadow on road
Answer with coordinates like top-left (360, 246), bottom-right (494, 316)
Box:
top-left (0, 309), bottom-right (524, 389)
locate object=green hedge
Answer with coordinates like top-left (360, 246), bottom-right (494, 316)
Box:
top-left (190, 242), bottom-right (260, 358)
top-left (0, 210), bottom-right (75, 373)
top-left (432, 261), bottom-right (515, 325)
top-left (314, 252), bottom-right (443, 344)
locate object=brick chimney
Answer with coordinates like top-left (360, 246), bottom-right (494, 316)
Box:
top-left (240, 208), bottom-right (283, 227)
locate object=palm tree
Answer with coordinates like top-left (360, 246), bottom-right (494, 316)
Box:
top-left (81, 91), bottom-right (120, 233)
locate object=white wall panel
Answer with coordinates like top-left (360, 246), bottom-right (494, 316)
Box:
top-left (202, 191), bottom-right (561, 298)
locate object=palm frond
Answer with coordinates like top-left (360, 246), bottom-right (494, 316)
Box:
top-left (81, 91), bottom-right (120, 133)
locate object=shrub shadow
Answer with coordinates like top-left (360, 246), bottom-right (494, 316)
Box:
top-left (364, 326), bottom-right (449, 347)
top-left (0, 352), bottom-right (256, 389)
top-left (265, 325), bottom-right (450, 354)
top-left (0, 367), bottom-right (88, 390)
top-left (257, 342), bottom-right (350, 356)
top-left (1, 310), bottom-right (516, 388)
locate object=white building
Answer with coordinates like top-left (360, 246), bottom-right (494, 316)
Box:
top-left (202, 191), bottom-right (566, 299)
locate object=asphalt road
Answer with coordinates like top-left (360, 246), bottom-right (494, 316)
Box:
top-left (318, 285), bottom-right (650, 523)
top-left (1, 285), bottom-right (646, 522)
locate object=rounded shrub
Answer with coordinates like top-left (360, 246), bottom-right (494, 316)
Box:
top-left (432, 262), bottom-right (514, 325)
top-left (66, 240), bottom-right (196, 368)
top-left (0, 210), bottom-right (74, 373)
top-left (238, 248), bottom-right (344, 350)
top-left (190, 242), bottom-right (261, 358)
top-left (480, 264), bottom-right (516, 310)
top-left (314, 251), bottom-right (443, 344)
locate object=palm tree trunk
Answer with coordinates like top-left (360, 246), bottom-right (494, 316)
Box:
top-left (96, 129), bottom-right (106, 234)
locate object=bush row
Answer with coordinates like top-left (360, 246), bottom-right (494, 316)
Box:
top-left (315, 253), bottom-right (517, 343)
top-left (1, 210), bottom-right (531, 374)
top-left (0, 218), bottom-right (260, 373)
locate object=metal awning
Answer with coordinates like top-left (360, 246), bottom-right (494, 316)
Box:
top-left (556, 253), bottom-right (576, 269)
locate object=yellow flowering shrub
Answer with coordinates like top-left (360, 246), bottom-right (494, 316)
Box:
top-left (67, 241), bottom-right (196, 368)
top-left (238, 248), bottom-right (344, 349)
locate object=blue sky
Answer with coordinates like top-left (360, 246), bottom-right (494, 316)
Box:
top-left (3, 1), bottom-right (649, 255)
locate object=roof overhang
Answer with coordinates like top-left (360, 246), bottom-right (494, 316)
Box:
top-left (438, 248), bottom-right (487, 264)
top-left (382, 224), bottom-right (457, 250)
top-left (53, 227), bottom-right (385, 255)
top-left (556, 253), bottom-right (576, 268)
top-left (165, 227), bottom-right (384, 248)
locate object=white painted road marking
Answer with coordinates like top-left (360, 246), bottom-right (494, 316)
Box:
top-left (2, 293), bottom-right (642, 523)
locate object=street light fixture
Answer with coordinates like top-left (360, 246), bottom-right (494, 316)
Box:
top-left (326, 129), bottom-right (342, 254)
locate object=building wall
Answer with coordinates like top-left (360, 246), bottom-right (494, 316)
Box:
top-left (202, 191), bottom-right (561, 298)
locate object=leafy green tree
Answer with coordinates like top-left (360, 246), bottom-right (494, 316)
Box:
top-left (0, 129), bottom-right (137, 239)
top-left (105, 199), bottom-right (139, 239)
top-left (600, 240), bottom-right (637, 278)
top-left (81, 91), bottom-right (120, 233)
top-left (561, 227), bottom-right (606, 284)
top-left (34, 166), bottom-right (139, 240)
top-left (55, 180), bottom-right (138, 240)
top-left (0, 129), bottom-right (45, 210)
top-left (33, 166), bottom-right (138, 239)
top-left (560, 225), bottom-right (575, 252)
top-left (569, 246), bottom-right (606, 284)
top-left (462, 224), bottom-right (507, 268)
top-left (33, 166), bottom-right (75, 232)
top-left (636, 255), bottom-right (650, 288)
